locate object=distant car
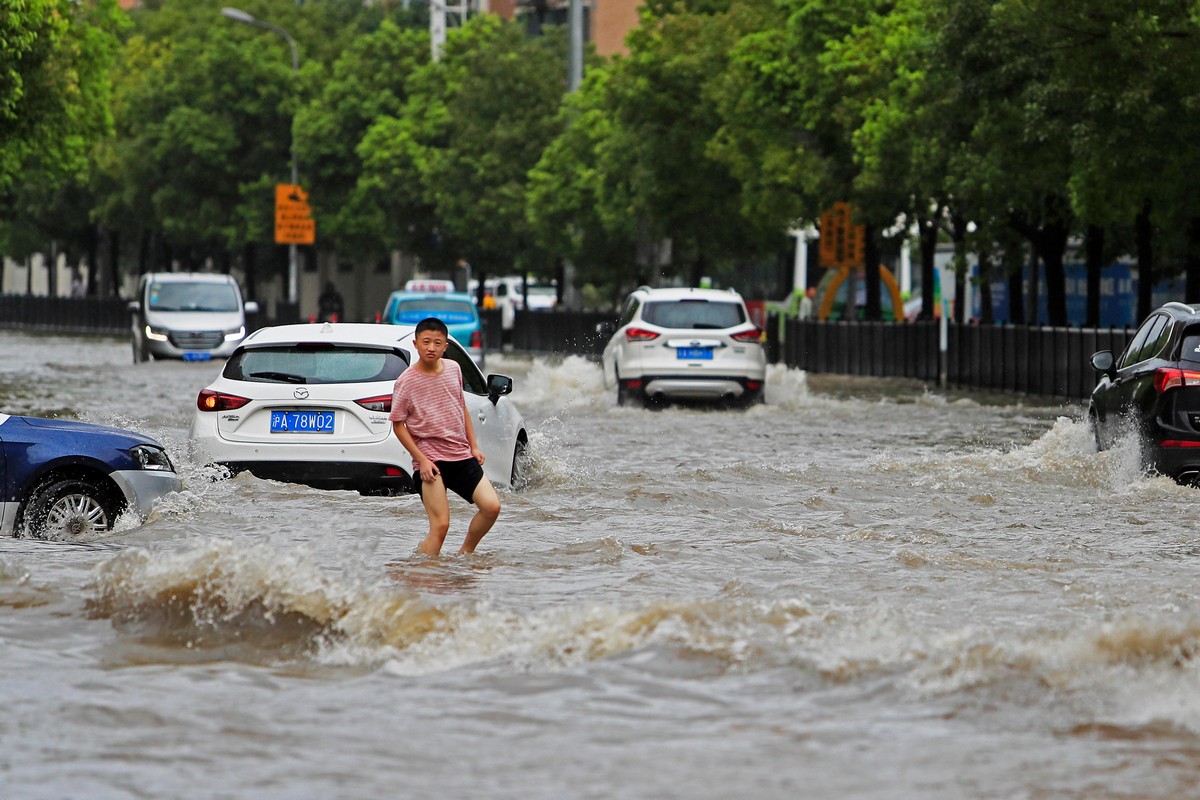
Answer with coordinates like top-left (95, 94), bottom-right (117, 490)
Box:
top-left (0, 413), bottom-right (181, 539)
top-left (601, 286), bottom-right (766, 408)
top-left (128, 272), bottom-right (258, 363)
top-left (188, 322), bottom-right (528, 495)
top-left (1089, 301), bottom-right (1200, 484)
top-left (381, 290), bottom-right (485, 367)
top-left (524, 284), bottom-right (558, 310)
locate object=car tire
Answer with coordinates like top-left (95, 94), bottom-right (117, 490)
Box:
top-left (615, 368), bottom-right (642, 408)
top-left (20, 477), bottom-right (124, 540)
top-left (510, 440), bottom-right (528, 490)
top-left (1089, 409), bottom-right (1104, 451)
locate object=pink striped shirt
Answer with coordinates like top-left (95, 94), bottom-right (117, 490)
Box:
top-left (389, 359), bottom-right (473, 465)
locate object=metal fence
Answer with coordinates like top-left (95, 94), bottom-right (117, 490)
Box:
top-left (768, 315), bottom-right (1135, 400)
top-left (0, 294), bottom-right (296, 336)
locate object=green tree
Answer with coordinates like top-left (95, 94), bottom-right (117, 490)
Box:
top-left (358, 16), bottom-right (568, 276)
top-left (0, 0), bottom-right (124, 191)
top-left (294, 21), bottom-right (430, 259)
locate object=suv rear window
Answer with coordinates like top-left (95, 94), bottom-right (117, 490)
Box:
top-left (642, 300), bottom-right (745, 330)
top-left (223, 345), bottom-right (409, 384)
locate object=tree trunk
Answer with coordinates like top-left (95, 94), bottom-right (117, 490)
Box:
top-left (978, 249), bottom-right (995, 324)
top-left (1027, 248), bottom-right (1040, 326)
top-left (1085, 224), bottom-right (1104, 327)
top-left (951, 213), bottom-right (967, 324)
top-left (864, 224), bottom-right (881, 321)
top-left (917, 211), bottom-right (939, 321)
top-left (1135, 200), bottom-right (1154, 324)
top-left (1186, 217), bottom-right (1200, 304)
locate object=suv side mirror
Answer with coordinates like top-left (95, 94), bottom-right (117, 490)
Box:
top-left (244, 301), bottom-right (260, 314)
top-left (486, 373), bottom-right (513, 404)
top-left (596, 320), bottom-right (616, 337)
top-left (127, 300), bottom-right (141, 314)
top-left (1091, 350), bottom-right (1115, 376)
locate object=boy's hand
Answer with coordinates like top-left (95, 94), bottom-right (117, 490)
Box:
top-left (472, 446), bottom-right (485, 465)
top-left (417, 458), bottom-right (439, 482)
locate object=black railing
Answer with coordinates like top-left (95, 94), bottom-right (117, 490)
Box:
top-left (769, 315), bottom-right (1134, 400)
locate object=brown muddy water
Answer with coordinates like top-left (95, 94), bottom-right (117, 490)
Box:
top-left (2, 330), bottom-right (1198, 800)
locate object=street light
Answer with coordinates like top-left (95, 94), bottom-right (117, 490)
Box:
top-left (221, 7), bottom-right (301, 307)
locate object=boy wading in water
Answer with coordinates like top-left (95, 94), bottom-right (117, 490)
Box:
top-left (390, 317), bottom-right (502, 556)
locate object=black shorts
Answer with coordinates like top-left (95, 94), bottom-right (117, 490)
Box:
top-left (415, 457), bottom-right (485, 503)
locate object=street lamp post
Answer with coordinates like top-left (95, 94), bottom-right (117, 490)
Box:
top-left (221, 7), bottom-right (301, 307)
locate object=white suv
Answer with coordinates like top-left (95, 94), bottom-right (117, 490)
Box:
top-left (601, 286), bottom-right (766, 407)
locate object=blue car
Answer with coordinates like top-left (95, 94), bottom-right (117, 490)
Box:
top-left (0, 413), bottom-right (182, 539)
top-left (381, 290), bottom-right (485, 366)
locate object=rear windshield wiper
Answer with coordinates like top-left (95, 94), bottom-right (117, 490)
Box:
top-left (249, 371), bottom-right (307, 383)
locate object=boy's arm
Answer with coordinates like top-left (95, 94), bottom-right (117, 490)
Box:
top-left (463, 402), bottom-right (485, 465)
top-left (393, 421), bottom-right (438, 481)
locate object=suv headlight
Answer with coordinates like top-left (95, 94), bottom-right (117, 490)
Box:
top-left (130, 444), bottom-right (174, 472)
top-left (224, 325), bottom-right (246, 342)
top-left (145, 325), bottom-right (169, 342)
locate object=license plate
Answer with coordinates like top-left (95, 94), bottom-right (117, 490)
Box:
top-left (676, 347), bottom-right (713, 360)
top-left (182, 352), bottom-right (212, 362)
top-left (270, 410), bottom-right (336, 433)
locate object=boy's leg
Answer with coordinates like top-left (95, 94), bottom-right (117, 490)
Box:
top-left (417, 475), bottom-right (451, 556)
top-left (459, 478), bottom-right (500, 554)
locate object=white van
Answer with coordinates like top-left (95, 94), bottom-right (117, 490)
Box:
top-left (128, 273), bottom-right (258, 363)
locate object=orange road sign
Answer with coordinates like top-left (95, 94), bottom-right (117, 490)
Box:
top-left (818, 201), bottom-right (864, 270)
top-left (275, 184), bottom-right (315, 245)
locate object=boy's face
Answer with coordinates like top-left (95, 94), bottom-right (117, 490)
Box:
top-left (415, 330), bottom-right (448, 363)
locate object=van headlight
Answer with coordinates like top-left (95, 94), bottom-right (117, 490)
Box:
top-left (145, 325), bottom-right (168, 342)
top-left (130, 444), bottom-right (174, 472)
top-left (224, 325), bottom-right (246, 341)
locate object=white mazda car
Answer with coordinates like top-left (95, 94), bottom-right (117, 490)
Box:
top-left (601, 286), bottom-right (766, 407)
top-left (188, 323), bottom-right (528, 494)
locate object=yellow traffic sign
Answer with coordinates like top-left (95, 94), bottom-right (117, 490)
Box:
top-left (275, 183), bottom-right (315, 245)
top-left (818, 201), bottom-right (864, 270)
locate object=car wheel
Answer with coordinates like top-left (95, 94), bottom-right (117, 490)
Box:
top-left (21, 477), bottom-right (124, 540)
top-left (510, 439), bottom-right (529, 490)
top-left (1089, 409), bottom-right (1104, 451)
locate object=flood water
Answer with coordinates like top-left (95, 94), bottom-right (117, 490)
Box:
top-left (3, 329), bottom-right (1200, 799)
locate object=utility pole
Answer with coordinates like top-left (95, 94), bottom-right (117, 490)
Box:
top-left (568, 0), bottom-right (583, 91)
top-left (431, 0), bottom-right (469, 62)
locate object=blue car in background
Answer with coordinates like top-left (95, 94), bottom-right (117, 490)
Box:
top-left (381, 290), bottom-right (486, 366)
top-left (0, 413), bottom-right (182, 539)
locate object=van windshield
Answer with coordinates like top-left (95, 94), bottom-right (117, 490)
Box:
top-left (149, 282), bottom-right (240, 312)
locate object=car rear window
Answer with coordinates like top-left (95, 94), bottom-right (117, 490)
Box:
top-left (148, 282), bottom-right (240, 312)
top-left (1181, 330), bottom-right (1200, 364)
top-left (223, 345), bottom-right (409, 384)
top-left (392, 299), bottom-right (477, 325)
top-left (642, 300), bottom-right (745, 330)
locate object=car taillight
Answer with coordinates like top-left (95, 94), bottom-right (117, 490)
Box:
top-left (1153, 368), bottom-right (1200, 394)
top-left (731, 328), bottom-right (763, 343)
top-left (356, 395), bottom-right (392, 412)
top-left (625, 327), bottom-right (659, 342)
top-left (196, 389), bottom-right (251, 412)
top-left (470, 329), bottom-right (482, 348)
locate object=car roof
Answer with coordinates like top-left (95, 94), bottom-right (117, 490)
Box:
top-left (387, 290), bottom-right (476, 303)
top-left (240, 322), bottom-right (417, 349)
top-left (632, 286), bottom-right (745, 302)
top-left (144, 272), bottom-right (237, 284)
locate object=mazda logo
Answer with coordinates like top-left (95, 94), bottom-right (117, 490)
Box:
top-left (294, 388), bottom-right (309, 399)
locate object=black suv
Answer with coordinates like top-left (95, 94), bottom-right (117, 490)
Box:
top-left (1090, 301), bottom-right (1200, 484)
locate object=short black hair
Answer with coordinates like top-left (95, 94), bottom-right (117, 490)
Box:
top-left (415, 317), bottom-right (448, 337)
